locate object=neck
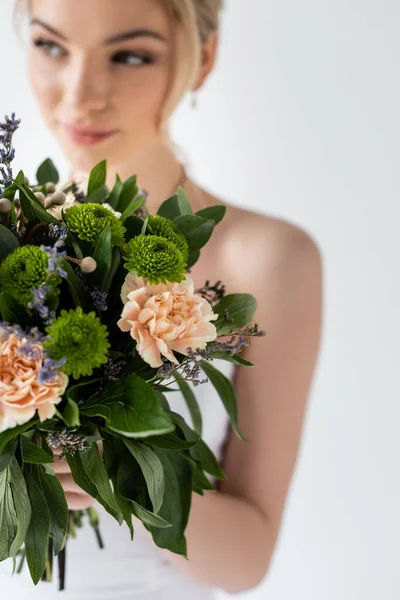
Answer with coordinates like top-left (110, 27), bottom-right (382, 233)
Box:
top-left (72, 137), bottom-right (187, 214)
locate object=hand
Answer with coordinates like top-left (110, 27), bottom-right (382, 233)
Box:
top-left (51, 446), bottom-right (96, 510)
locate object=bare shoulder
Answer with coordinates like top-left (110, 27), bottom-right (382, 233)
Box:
top-left (199, 188), bottom-right (323, 291)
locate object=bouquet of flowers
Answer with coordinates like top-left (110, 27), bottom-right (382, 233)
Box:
top-left (0, 114), bottom-right (265, 590)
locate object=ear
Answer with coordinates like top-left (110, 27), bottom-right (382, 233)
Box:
top-left (192, 31), bottom-right (220, 91)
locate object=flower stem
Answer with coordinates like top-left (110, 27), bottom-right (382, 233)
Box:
top-left (58, 546), bottom-right (66, 591)
top-left (16, 549), bottom-right (26, 574)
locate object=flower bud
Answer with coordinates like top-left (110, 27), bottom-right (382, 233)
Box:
top-left (80, 257), bottom-right (97, 273)
top-left (34, 192), bottom-right (46, 205)
top-left (0, 198), bottom-right (12, 214)
top-left (46, 192), bottom-right (66, 208)
top-left (46, 183), bottom-right (56, 193)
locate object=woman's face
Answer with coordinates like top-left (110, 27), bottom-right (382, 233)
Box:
top-left (28, 0), bottom-right (178, 173)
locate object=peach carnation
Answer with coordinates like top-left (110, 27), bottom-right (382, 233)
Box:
top-left (117, 275), bottom-right (218, 368)
top-left (0, 330), bottom-right (69, 433)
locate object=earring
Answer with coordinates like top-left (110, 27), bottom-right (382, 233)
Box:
top-left (191, 93), bottom-right (198, 109)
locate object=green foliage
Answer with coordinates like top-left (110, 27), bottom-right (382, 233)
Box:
top-left (81, 374), bottom-right (174, 438)
top-left (213, 294), bottom-right (257, 335)
top-left (200, 360), bottom-right (247, 442)
top-left (36, 158), bottom-right (60, 185)
top-left (0, 224), bottom-right (19, 265)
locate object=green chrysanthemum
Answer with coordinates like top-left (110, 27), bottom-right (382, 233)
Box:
top-left (0, 245), bottom-right (49, 304)
top-left (147, 215), bottom-right (189, 262)
top-left (64, 203), bottom-right (126, 246)
top-left (44, 307), bottom-right (110, 379)
top-left (123, 235), bottom-right (186, 285)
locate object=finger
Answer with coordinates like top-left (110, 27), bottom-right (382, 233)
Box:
top-left (51, 456), bottom-right (71, 474)
top-left (55, 473), bottom-right (88, 496)
top-left (50, 446), bottom-right (63, 456)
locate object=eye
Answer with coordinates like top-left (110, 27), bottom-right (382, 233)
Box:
top-left (111, 51), bottom-right (154, 67)
top-left (33, 38), bottom-right (66, 58)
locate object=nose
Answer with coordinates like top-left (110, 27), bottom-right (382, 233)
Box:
top-left (63, 56), bottom-right (110, 117)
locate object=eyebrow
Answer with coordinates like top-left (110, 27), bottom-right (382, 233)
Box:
top-left (30, 19), bottom-right (168, 45)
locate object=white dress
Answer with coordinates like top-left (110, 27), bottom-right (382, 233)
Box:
top-left (0, 359), bottom-right (235, 599)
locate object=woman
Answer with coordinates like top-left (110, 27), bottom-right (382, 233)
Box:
top-left (1, 0), bottom-right (323, 598)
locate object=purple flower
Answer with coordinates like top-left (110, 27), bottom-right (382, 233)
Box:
top-left (39, 356), bottom-right (67, 385)
top-left (0, 113), bottom-right (20, 189)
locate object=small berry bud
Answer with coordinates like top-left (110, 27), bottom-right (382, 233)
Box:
top-left (0, 198), bottom-right (12, 214)
top-left (80, 257), bottom-right (97, 273)
top-left (34, 192), bottom-right (46, 205)
top-left (46, 192), bottom-right (67, 208)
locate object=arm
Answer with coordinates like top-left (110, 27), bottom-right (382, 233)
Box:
top-left (154, 226), bottom-right (324, 593)
top-left (53, 225), bottom-right (323, 594)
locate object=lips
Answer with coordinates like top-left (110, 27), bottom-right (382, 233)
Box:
top-left (63, 123), bottom-right (119, 146)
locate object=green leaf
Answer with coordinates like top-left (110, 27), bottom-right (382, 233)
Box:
top-left (86, 184), bottom-right (109, 205)
top-left (93, 223), bottom-right (112, 291)
top-left (104, 246), bottom-right (122, 293)
top-left (63, 398), bottom-right (80, 427)
top-left (174, 214), bottom-right (215, 254)
top-left (177, 187), bottom-right (193, 214)
top-left (25, 472), bottom-right (50, 584)
top-left (0, 292), bottom-right (31, 326)
top-left (196, 205), bottom-right (226, 225)
top-left (213, 294), bottom-right (257, 335)
top-left (158, 189), bottom-right (193, 220)
top-left (59, 258), bottom-right (87, 309)
top-left (211, 351), bottom-right (254, 367)
top-left (141, 215), bottom-right (149, 235)
top-left (124, 440), bottom-right (165, 514)
top-left (9, 458), bottom-right (32, 557)
top-left (0, 224), bottom-right (19, 265)
top-left (130, 500), bottom-right (171, 529)
top-left (36, 158), bottom-right (59, 185)
top-left (64, 228), bottom-right (83, 260)
top-left (199, 360), bottom-right (247, 442)
top-left (116, 176), bottom-right (138, 214)
top-left (67, 452), bottom-right (122, 524)
top-left (177, 379), bottom-right (203, 436)
top-left (145, 431), bottom-right (199, 451)
top-left (36, 466), bottom-right (68, 556)
top-left (148, 450), bottom-right (192, 557)
top-left (0, 420), bottom-right (38, 454)
top-left (81, 374), bottom-right (175, 438)
top-left (21, 436), bottom-right (53, 464)
top-left (102, 439), bottom-right (134, 539)
top-left (87, 160), bottom-right (107, 197)
top-left (0, 438), bottom-right (18, 473)
top-left (120, 194), bottom-right (145, 224)
top-left (124, 215), bottom-right (145, 242)
top-left (66, 377), bottom-right (102, 407)
top-left (80, 443), bottom-right (121, 514)
top-left (114, 488), bottom-right (134, 539)
top-left (107, 174), bottom-right (123, 210)
top-left (170, 412), bottom-right (226, 480)
top-left (191, 462), bottom-right (217, 494)
top-left (186, 250), bottom-right (200, 270)
top-left (15, 182), bottom-right (56, 224)
top-left (0, 464), bottom-right (18, 561)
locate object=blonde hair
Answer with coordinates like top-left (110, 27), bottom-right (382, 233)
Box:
top-left (14, 0), bottom-right (223, 126)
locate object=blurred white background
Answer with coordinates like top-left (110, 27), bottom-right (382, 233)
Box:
top-left (1, 1), bottom-right (400, 598)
